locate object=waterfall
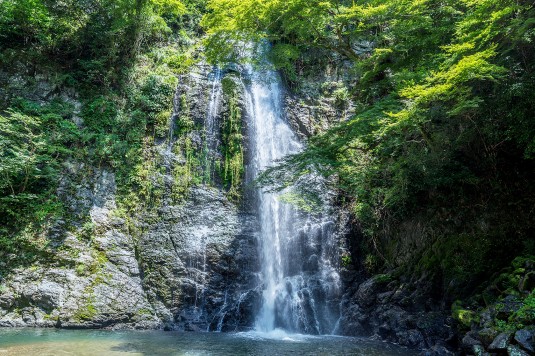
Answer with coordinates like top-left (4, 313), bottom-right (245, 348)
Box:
top-left (243, 65), bottom-right (300, 332)
top-left (243, 55), bottom-right (342, 335)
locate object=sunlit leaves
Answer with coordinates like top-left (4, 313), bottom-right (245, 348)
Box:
top-left (206, 0), bottom-right (535, 248)
top-left (201, 0), bottom-right (392, 63)
top-left (151, 0), bottom-right (187, 15)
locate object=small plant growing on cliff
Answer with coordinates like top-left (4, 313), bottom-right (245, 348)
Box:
top-left (364, 254), bottom-right (378, 273)
top-left (341, 254), bottom-right (352, 267)
top-left (169, 94), bottom-right (203, 202)
top-left (75, 264), bottom-right (87, 276)
top-left (80, 221), bottom-right (96, 241)
top-left (155, 109), bottom-right (172, 138)
top-left (175, 94), bottom-right (194, 135)
top-left (375, 274), bottom-right (393, 283)
top-left (452, 300), bottom-right (479, 328)
top-left (333, 87), bottom-right (350, 108)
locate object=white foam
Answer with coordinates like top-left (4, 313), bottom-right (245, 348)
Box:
top-left (236, 329), bottom-right (318, 343)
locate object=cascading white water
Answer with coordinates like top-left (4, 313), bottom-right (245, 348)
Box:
top-left (172, 53), bottom-right (343, 334)
top-left (243, 55), bottom-right (342, 335)
top-left (179, 68), bottom-right (224, 327)
top-left (243, 65), bottom-right (301, 332)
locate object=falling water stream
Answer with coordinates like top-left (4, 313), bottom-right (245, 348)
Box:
top-left (244, 64), bottom-right (301, 332)
top-left (203, 67), bottom-right (223, 184)
top-left (243, 54), bottom-right (342, 335)
top-left (162, 51), bottom-right (342, 335)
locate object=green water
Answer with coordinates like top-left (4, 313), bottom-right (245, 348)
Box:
top-left (0, 328), bottom-right (418, 355)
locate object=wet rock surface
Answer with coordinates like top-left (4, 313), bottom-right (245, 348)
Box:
top-left (337, 275), bottom-right (455, 352)
top-left (0, 65), bottom-right (263, 331)
top-left (0, 181), bottom-right (261, 331)
top-left (0, 60), bottom-right (355, 335)
top-left (140, 186), bottom-right (262, 331)
top-left (0, 162), bottom-right (157, 329)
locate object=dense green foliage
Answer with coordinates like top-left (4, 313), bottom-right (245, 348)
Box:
top-left (0, 0), bottom-right (189, 86)
top-left (0, 100), bottom-right (78, 227)
top-left (203, 0), bottom-right (535, 298)
top-left (0, 100), bottom-right (79, 267)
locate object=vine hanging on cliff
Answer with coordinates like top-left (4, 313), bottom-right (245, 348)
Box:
top-left (220, 78), bottom-right (244, 202)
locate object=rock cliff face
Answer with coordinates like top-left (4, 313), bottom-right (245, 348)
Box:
top-left (0, 183), bottom-right (261, 330)
top-left (283, 60), bottom-right (355, 139)
top-left (139, 187), bottom-right (261, 331)
top-left (0, 63), bottom-right (263, 330)
top-left (337, 273), bottom-right (455, 353)
top-left (0, 61), bottom-right (351, 334)
top-left (0, 165), bottom-right (159, 328)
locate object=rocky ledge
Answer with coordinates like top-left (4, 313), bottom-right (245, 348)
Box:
top-left (338, 274), bottom-right (456, 355)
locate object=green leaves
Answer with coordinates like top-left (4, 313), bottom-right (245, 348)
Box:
top-left (202, 0), bottom-right (358, 64)
top-left (0, 0), bottom-right (192, 88)
top-left (151, 0), bottom-right (187, 16)
top-left (220, 77), bottom-right (245, 201)
top-left (0, 0), bottom-right (51, 44)
top-left (0, 99), bottom-right (80, 230)
top-left (204, 0), bottom-right (535, 278)
top-left (0, 111), bottom-right (43, 193)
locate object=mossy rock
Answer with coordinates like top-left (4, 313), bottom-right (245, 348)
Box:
top-left (221, 76), bottom-right (240, 95)
top-left (512, 256), bottom-right (535, 270)
top-left (518, 271), bottom-right (535, 292)
top-left (452, 300), bottom-right (480, 328)
top-left (478, 328), bottom-right (499, 347)
top-left (74, 303), bottom-right (98, 321)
